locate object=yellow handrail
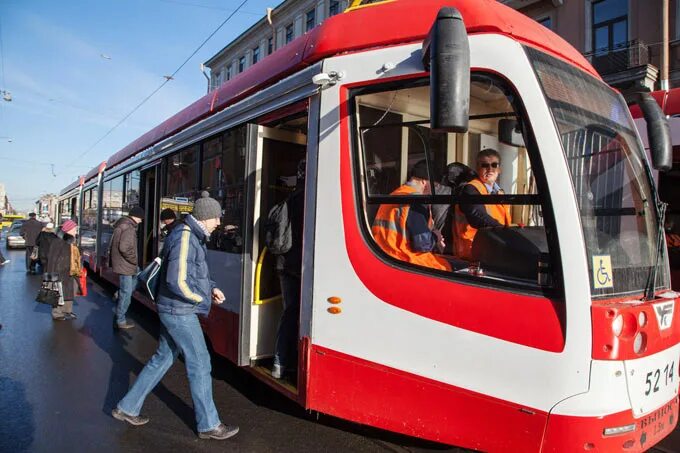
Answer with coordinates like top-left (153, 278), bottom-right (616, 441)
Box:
top-left (254, 246), bottom-right (282, 305)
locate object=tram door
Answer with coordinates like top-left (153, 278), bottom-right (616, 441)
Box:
top-left (240, 124), bottom-right (307, 367)
top-left (140, 165), bottom-right (159, 266)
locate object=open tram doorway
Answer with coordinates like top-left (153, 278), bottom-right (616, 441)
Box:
top-left (240, 112), bottom-right (308, 391)
top-left (139, 165), bottom-right (159, 267)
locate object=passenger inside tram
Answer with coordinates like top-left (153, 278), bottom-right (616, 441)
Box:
top-left (355, 74), bottom-right (551, 286)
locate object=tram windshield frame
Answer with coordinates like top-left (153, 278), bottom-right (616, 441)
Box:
top-left (527, 47), bottom-right (669, 298)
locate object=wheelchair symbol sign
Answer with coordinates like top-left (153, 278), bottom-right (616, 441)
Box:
top-left (592, 255), bottom-right (614, 289)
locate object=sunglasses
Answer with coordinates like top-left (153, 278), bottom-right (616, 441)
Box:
top-left (480, 162), bottom-right (500, 169)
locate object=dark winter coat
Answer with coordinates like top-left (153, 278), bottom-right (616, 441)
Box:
top-left (109, 216), bottom-right (139, 276)
top-left (157, 215), bottom-right (215, 317)
top-left (20, 218), bottom-right (44, 246)
top-left (46, 233), bottom-right (77, 301)
top-left (36, 231), bottom-right (58, 267)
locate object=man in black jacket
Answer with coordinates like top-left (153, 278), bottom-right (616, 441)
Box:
top-left (110, 207), bottom-right (144, 329)
top-left (21, 213), bottom-right (44, 274)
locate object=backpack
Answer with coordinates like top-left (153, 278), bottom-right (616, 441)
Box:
top-left (264, 199), bottom-right (292, 255)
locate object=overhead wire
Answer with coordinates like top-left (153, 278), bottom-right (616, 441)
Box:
top-left (58, 0), bottom-right (250, 177)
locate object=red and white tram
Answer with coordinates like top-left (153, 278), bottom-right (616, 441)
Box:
top-left (57, 0), bottom-right (679, 451)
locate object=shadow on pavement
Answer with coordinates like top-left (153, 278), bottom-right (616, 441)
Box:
top-left (75, 279), bottom-right (196, 433)
top-left (0, 376), bottom-right (35, 453)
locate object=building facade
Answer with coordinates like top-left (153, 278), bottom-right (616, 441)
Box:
top-left (35, 194), bottom-right (58, 223)
top-left (502, 0), bottom-right (680, 92)
top-left (205, 0), bottom-right (350, 91)
top-left (206, 0), bottom-right (679, 95)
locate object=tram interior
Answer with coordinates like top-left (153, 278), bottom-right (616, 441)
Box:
top-left (355, 76), bottom-right (551, 285)
top-left (251, 113), bottom-right (307, 387)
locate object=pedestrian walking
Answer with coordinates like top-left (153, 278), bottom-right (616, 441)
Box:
top-left (20, 213), bottom-right (43, 274)
top-left (0, 249), bottom-right (9, 266)
top-left (46, 220), bottom-right (80, 321)
top-left (112, 192), bottom-right (239, 440)
top-left (109, 207), bottom-right (144, 329)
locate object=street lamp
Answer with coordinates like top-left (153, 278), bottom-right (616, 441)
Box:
top-left (1, 90), bottom-right (11, 102)
top-left (0, 136), bottom-right (12, 143)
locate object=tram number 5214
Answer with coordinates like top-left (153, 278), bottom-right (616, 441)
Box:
top-left (645, 362), bottom-right (675, 396)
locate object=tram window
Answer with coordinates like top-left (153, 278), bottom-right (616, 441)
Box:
top-left (200, 125), bottom-right (247, 253)
top-left (166, 145), bottom-right (199, 198)
top-left (81, 188), bottom-right (98, 251)
top-left (353, 76), bottom-right (555, 289)
top-left (124, 170), bottom-right (141, 210)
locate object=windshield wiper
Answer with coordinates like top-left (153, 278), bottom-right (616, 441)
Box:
top-left (643, 201), bottom-right (668, 301)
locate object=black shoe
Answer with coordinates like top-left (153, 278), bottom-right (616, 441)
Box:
top-left (112, 408), bottom-right (149, 426)
top-left (64, 313), bottom-right (77, 320)
top-left (198, 423), bottom-right (239, 440)
top-left (115, 321), bottom-right (135, 330)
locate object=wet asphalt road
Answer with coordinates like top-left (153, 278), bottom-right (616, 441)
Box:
top-left (0, 242), bottom-right (456, 453)
top-left (0, 239), bottom-right (678, 453)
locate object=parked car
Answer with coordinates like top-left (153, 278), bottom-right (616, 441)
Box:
top-left (6, 221), bottom-right (26, 249)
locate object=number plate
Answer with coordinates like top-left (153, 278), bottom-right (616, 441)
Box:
top-left (624, 345), bottom-right (680, 417)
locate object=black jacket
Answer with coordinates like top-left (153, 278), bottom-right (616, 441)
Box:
top-left (36, 231), bottom-right (58, 266)
top-left (109, 216), bottom-right (139, 276)
top-left (46, 233), bottom-right (77, 301)
top-left (21, 218), bottom-right (44, 246)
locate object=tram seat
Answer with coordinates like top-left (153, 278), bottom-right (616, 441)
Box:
top-left (471, 226), bottom-right (548, 281)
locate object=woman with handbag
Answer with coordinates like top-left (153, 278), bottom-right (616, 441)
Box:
top-left (46, 220), bottom-right (80, 321)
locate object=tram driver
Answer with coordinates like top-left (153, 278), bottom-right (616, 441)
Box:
top-left (453, 149), bottom-right (512, 260)
top-left (372, 160), bottom-right (451, 272)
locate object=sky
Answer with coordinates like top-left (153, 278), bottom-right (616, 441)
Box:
top-left (0, 0), bottom-right (281, 211)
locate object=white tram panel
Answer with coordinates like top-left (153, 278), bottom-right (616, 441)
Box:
top-left (312, 35), bottom-right (594, 413)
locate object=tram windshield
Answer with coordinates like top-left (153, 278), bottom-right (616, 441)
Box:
top-left (528, 48), bottom-right (669, 297)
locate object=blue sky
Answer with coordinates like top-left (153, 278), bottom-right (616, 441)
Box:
top-left (0, 0), bottom-right (279, 211)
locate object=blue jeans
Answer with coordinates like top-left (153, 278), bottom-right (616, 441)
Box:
top-left (273, 272), bottom-right (301, 370)
top-left (117, 312), bottom-right (221, 432)
top-left (116, 273), bottom-right (137, 325)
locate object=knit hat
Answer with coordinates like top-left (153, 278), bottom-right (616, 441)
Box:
top-left (192, 191), bottom-right (222, 221)
top-left (61, 219), bottom-right (77, 233)
top-left (128, 206), bottom-right (145, 220)
top-left (46, 222), bottom-right (55, 229)
top-left (29, 212), bottom-right (36, 218)
top-left (409, 159), bottom-right (430, 180)
top-left (160, 208), bottom-right (176, 222)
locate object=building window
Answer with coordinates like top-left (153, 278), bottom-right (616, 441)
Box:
top-left (285, 23), bottom-right (294, 44)
top-left (252, 46), bottom-right (260, 64)
top-left (329, 0), bottom-right (340, 16)
top-left (592, 0), bottom-right (628, 52)
top-left (306, 9), bottom-right (316, 32)
top-left (226, 66), bottom-right (232, 81)
top-left (537, 16), bottom-right (552, 30)
top-left (239, 56), bottom-right (246, 73)
top-left (268, 36), bottom-right (274, 54)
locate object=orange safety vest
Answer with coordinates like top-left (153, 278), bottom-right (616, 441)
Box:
top-left (371, 184), bottom-right (451, 272)
top-left (453, 178), bottom-right (512, 260)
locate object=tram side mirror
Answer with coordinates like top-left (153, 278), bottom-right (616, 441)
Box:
top-left (422, 7), bottom-right (470, 133)
top-left (634, 92), bottom-right (672, 172)
top-left (498, 119), bottom-right (525, 148)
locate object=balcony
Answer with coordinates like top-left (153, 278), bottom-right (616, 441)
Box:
top-left (584, 39), bottom-right (650, 76)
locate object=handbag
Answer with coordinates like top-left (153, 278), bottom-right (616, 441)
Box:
top-left (36, 273), bottom-right (64, 307)
top-left (137, 257), bottom-right (162, 301)
top-left (77, 267), bottom-right (88, 297)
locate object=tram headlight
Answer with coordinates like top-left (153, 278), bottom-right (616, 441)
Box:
top-left (612, 315), bottom-right (624, 336)
top-left (633, 332), bottom-right (647, 354)
top-left (638, 311), bottom-right (647, 327)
